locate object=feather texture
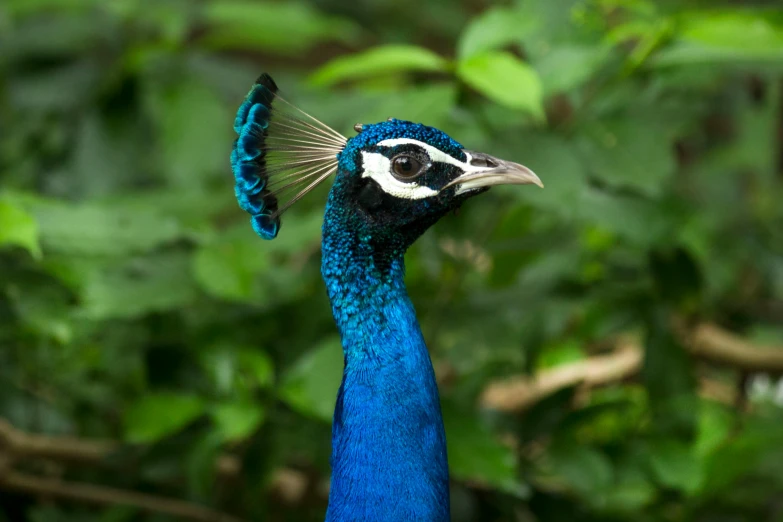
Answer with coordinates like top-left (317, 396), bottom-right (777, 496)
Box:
top-left (231, 74), bottom-right (345, 239)
top-left (321, 185), bottom-right (450, 522)
top-left (232, 74), bottom-right (541, 522)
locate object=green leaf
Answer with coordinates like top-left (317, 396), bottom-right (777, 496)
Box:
top-left (700, 417), bottom-right (783, 495)
top-left (279, 336), bottom-right (343, 422)
top-left (647, 439), bottom-right (702, 494)
top-left (27, 197), bottom-right (182, 256)
top-left (6, 278), bottom-right (73, 344)
top-left (655, 12), bottom-right (783, 66)
top-left (695, 401), bottom-right (734, 458)
top-left (547, 442), bottom-right (614, 496)
top-left (210, 400), bottom-right (265, 442)
top-left (74, 254), bottom-right (198, 320)
top-left (151, 79), bottom-right (231, 187)
top-left (456, 51), bottom-right (544, 118)
top-left (124, 393), bottom-right (205, 443)
top-left (191, 223), bottom-right (314, 305)
top-left (576, 118), bottom-right (676, 197)
top-left (682, 12), bottom-right (783, 53)
top-left (602, 453), bottom-right (657, 512)
top-left (457, 6), bottom-right (534, 59)
top-left (238, 348), bottom-right (274, 389)
top-left (443, 403), bottom-right (522, 494)
top-left (310, 45), bottom-right (449, 86)
top-left (192, 235), bottom-right (267, 301)
top-left (202, 1), bottom-right (359, 54)
top-left (0, 198), bottom-right (41, 258)
top-left (534, 45), bottom-right (611, 95)
top-left (577, 189), bottom-right (677, 247)
top-left (535, 339), bottom-right (585, 370)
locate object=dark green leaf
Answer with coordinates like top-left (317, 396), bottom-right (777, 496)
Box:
top-left (443, 403), bottom-right (522, 494)
top-left (124, 393), bottom-right (205, 443)
top-left (202, 1), bottom-right (359, 53)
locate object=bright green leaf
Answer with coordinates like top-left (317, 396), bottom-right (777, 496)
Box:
top-left (695, 401), bottom-right (734, 458)
top-left (456, 51), bottom-right (544, 118)
top-left (648, 439), bottom-right (703, 494)
top-left (535, 339), bottom-right (586, 370)
top-left (279, 336), bottom-right (343, 422)
top-left (457, 6), bottom-right (534, 59)
top-left (211, 400), bottom-right (265, 442)
top-left (124, 393), bottom-right (205, 443)
top-left (238, 348), bottom-right (274, 389)
top-left (0, 198), bottom-right (41, 258)
top-left (655, 12), bottom-right (783, 66)
top-left (681, 12), bottom-right (783, 54)
top-left (310, 45), bottom-right (449, 86)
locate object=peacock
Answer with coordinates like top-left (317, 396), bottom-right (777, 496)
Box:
top-left (231, 74), bottom-right (542, 522)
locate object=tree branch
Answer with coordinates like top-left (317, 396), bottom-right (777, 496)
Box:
top-left (0, 471), bottom-right (242, 522)
top-left (0, 418), bottom-right (116, 465)
top-left (688, 323), bottom-right (783, 372)
top-left (481, 322), bottom-right (783, 412)
top-left (481, 339), bottom-right (643, 412)
top-left (0, 420), bottom-right (244, 521)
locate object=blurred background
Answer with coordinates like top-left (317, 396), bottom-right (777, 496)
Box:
top-left (2, 0), bottom-right (783, 521)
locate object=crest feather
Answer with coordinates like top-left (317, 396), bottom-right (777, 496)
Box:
top-left (231, 73), bottom-right (345, 239)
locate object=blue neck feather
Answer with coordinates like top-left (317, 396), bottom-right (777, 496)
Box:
top-left (321, 181), bottom-right (450, 522)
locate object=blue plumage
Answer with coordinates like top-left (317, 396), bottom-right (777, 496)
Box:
top-left (338, 119), bottom-right (465, 171)
top-left (232, 74), bottom-right (542, 521)
top-left (231, 74), bottom-right (281, 239)
top-left (322, 183), bottom-right (450, 521)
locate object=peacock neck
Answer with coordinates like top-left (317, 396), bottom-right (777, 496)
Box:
top-left (320, 202), bottom-right (450, 522)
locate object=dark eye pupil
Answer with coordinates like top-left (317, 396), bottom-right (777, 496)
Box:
top-left (392, 155), bottom-right (421, 179)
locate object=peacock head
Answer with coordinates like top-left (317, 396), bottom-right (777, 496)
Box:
top-left (231, 74), bottom-right (542, 249)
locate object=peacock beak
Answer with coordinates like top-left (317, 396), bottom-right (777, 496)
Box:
top-left (443, 151), bottom-right (543, 195)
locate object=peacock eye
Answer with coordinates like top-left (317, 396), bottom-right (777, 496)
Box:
top-left (391, 155), bottom-right (423, 180)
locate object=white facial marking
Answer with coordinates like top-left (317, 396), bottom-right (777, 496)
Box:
top-left (360, 138), bottom-right (493, 200)
top-left (360, 151), bottom-right (438, 200)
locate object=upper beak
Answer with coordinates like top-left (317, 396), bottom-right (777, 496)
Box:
top-left (443, 151), bottom-right (543, 195)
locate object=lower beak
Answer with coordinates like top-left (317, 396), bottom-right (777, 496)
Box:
top-left (443, 151), bottom-right (543, 195)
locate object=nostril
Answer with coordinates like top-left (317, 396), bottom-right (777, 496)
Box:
top-left (470, 156), bottom-right (498, 168)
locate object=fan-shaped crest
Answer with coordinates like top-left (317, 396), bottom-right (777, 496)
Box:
top-left (231, 74), bottom-right (346, 239)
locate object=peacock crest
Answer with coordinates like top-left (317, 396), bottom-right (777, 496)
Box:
top-left (231, 74), bottom-right (346, 239)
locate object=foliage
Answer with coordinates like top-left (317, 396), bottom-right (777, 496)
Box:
top-left (1, 0), bottom-right (783, 521)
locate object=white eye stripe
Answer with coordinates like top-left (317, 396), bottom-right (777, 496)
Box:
top-left (376, 138), bottom-right (469, 169)
top-left (360, 138), bottom-right (492, 200)
top-left (360, 151), bottom-right (438, 200)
